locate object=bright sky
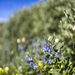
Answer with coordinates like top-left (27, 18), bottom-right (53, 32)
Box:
top-left (0, 0), bottom-right (39, 22)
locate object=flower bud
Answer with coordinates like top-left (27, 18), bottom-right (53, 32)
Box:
top-left (55, 38), bottom-right (59, 43)
top-left (17, 38), bottom-right (20, 43)
top-left (22, 37), bottom-right (25, 43)
top-left (48, 36), bottom-right (51, 41)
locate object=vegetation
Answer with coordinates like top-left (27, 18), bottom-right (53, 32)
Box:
top-left (0, 0), bottom-right (75, 74)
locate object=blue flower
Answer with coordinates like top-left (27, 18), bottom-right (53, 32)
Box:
top-left (20, 69), bottom-right (23, 73)
top-left (21, 50), bottom-right (24, 53)
top-left (56, 53), bottom-right (59, 57)
top-left (48, 60), bottom-right (51, 64)
top-left (48, 47), bottom-right (51, 52)
top-left (41, 44), bottom-right (43, 47)
top-left (25, 55), bottom-right (29, 60)
top-left (43, 40), bottom-right (47, 44)
top-left (37, 38), bottom-right (41, 42)
top-left (58, 49), bottom-right (60, 53)
top-left (10, 62), bottom-right (14, 65)
top-left (43, 46), bottom-right (48, 52)
top-left (18, 45), bottom-right (23, 50)
top-left (28, 57), bottom-right (33, 61)
top-left (37, 54), bottom-right (40, 58)
top-left (19, 45), bottom-right (21, 48)
top-left (34, 50), bottom-right (37, 54)
top-left (50, 52), bottom-right (53, 57)
top-left (49, 43), bottom-right (52, 46)
top-left (21, 59), bottom-right (25, 62)
top-left (34, 65), bottom-right (38, 70)
top-left (3, 67), bottom-right (6, 70)
top-left (30, 62), bottom-right (33, 67)
top-left (32, 42), bottom-right (36, 47)
top-left (44, 57), bottom-right (47, 61)
top-left (29, 71), bottom-right (32, 73)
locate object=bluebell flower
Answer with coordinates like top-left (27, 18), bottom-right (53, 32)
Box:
top-left (25, 55), bottom-right (29, 60)
top-left (49, 43), bottom-right (52, 46)
top-left (48, 60), bottom-right (51, 64)
top-left (56, 53), bottom-right (59, 57)
top-left (29, 71), bottom-right (32, 73)
top-left (48, 47), bottom-right (51, 52)
top-left (48, 50), bottom-right (51, 52)
top-left (34, 50), bottom-right (37, 54)
top-left (10, 62), bottom-right (14, 65)
top-left (37, 54), bottom-right (39, 57)
top-left (43, 40), bottom-right (47, 44)
top-left (21, 50), bottom-right (24, 53)
top-left (30, 57), bottom-right (33, 61)
top-left (37, 38), bottom-right (41, 42)
top-left (30, 62), bottom-right (33, 67)
top-left (41, 44), bottom-right (43, 47)
top-left (20, 69), bottom-right (23, 73)
top-left (28, 57), bottom-right (33, 61)
top-left (50, 52), bottom-right (53, 57)
top-left (34, 65), bottom-right (38, 70)
top-left (28, 57), bottom-right (31, 61)
top-left (21, 46), bottom-right (23, 50)
top-left (43, 46), bottom-right (48, 52)
top-left (58, 49), bottom-right (60, 53)
top-left (21, 59), bottom-right (25, 62)
top-left (18, 45), bottom-right (21, 49)
top-left (3, 67), bottom-right (6, 70)
top-left (47, 59), bottom-right (49, 61)
top-left (18, 45), bottom-right (24, 51)
top-left (44, 57), bottom-right (47, 61)
top-left (32, 42), bottom-right (36, 47)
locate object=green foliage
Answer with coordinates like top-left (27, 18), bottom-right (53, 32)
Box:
top-left (0, 0), bottom-right (75, 75)
top-left (0, 0), bottom-right (72, 50)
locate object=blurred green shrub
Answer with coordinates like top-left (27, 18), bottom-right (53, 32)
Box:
top-left (0, 0), bottom-right (72, 49)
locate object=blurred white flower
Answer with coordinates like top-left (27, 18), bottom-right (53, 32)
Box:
top-left (22, 37), bottom-right (25, 43)
top-left (17, 38), bottom-right (20, 43)
top-left (55, 38), bottom-right (59, 43)
top-left (73, 26), bottom-right (75, 30)
top-left (48, 36), bottom-right (51, 40)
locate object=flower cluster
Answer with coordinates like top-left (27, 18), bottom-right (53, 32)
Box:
top-left (1, 36), bottom-right (75, 75)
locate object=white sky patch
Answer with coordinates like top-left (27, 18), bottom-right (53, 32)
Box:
top-left (0, 17), bottom-right (8, 22)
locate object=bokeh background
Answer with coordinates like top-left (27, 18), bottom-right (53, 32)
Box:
top-left (0, 0), bottom-right (75, 74)
top-left (0, 0), bottom-right (72, 48)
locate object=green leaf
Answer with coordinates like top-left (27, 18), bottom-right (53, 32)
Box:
top-left (55, 42), bottom-right (64, 50)
top-left (63, 66), bottom-right (69, 75)
top-left (49, 69), bottom-right (61, 75)
top-left (49, 35), bottom-right (55, 42)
